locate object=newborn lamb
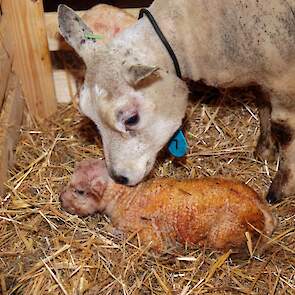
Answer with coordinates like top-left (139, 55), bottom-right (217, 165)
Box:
top-left (60, 159), bottom-right (276, 252)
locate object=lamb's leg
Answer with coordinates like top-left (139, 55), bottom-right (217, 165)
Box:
top-left (266, 93), bottom-right (295, 203)
top-left (114, 217), bottom-right (166, 252)
top-left (255, 89), bottom-right (278, 161)
top-left (142, 230), bottom-right (165, 252)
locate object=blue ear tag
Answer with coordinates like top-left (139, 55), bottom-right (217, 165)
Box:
top-left (168, 129), bottom-right (188, 158)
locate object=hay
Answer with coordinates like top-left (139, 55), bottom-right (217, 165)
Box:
top-left (0, 89), bottom-right (294, 294)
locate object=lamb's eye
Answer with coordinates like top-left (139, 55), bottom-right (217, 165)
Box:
top-left (75, 189), bottom-right (85, 196)
top-left (125, 114), bottom-right (140, 126)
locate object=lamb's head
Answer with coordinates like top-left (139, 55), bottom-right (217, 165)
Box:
top-left (58, 5), bottom-right (189, 185)
top-left (60, 159), bottom-right (109, 217)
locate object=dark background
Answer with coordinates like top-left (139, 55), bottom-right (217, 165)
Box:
top-left (43, 1), bottom-right (153, 11)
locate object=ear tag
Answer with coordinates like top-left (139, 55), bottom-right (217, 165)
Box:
top-left (84, 33), bottom-right (104, 41)
top-left (168, 129), bottom-right (188, 158)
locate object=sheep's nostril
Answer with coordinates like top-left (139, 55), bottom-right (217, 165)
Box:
top-left (112, 174), bottom-right (129, 185)
top-left (109, 168), bottom-right (129, 185)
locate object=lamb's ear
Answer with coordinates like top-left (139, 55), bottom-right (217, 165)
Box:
top-left (58, 4), bottom-right (97, 62)
top-left (123, 64), bottom-right (160, 86)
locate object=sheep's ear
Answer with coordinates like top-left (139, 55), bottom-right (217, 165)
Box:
top-left (123, 64), bottom-right (160, 86)
top-left (58, 4), bottom-right (97, 62)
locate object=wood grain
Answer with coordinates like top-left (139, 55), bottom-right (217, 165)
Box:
top-left (0, 73), bottom-right (24, 196)
top-left (1, 0), bottom-right (57, 121)
top-left (0, 40), bottom-right (11, 110)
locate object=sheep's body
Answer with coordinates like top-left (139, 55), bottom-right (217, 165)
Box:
top-left (58, 1), bottom-right (295, 203)
top-left (82, 4), bottom-right (136, 44)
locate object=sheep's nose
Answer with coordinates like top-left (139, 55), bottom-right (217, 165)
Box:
top-left (111, 173), bottom-right (129, 185)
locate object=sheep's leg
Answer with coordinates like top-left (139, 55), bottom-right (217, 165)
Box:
top-left (256, 89), bottom-right (278, 161)
top-left (266, 92), bottom-right (295, 203)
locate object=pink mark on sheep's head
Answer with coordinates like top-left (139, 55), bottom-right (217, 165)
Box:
top-left (58, 5), bottom-right (189, 186)
top-left (60, 159), bottom-right (110, 217)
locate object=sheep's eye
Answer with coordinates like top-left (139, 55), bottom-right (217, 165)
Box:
top-left (125, 114), bottom-right (140, 126)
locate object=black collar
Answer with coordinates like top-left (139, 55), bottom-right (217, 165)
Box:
top-left (138, 8), bottom-right (182, 78)
top-left (138, 9), bottom-right (188, 158)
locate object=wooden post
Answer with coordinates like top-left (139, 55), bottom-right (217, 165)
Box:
top-left (1, 0), bottom-right (57, 121)
top-left (0, 73), bottom-right (24, 196)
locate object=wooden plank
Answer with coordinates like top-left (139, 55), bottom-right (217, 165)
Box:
top-left (53, 69), bottom-right (78, 104)
top-left (0, 41), bottom-right (11, 110)
top-left (1, 0), bottom-right (57, 121)
top-left (45, 8), bottom-right (140, 51)
top-left (0, 73), bottom-right (24, 196)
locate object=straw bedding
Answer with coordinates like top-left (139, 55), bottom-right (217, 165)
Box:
top-left (0, 87), bottom-right (294, 294)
